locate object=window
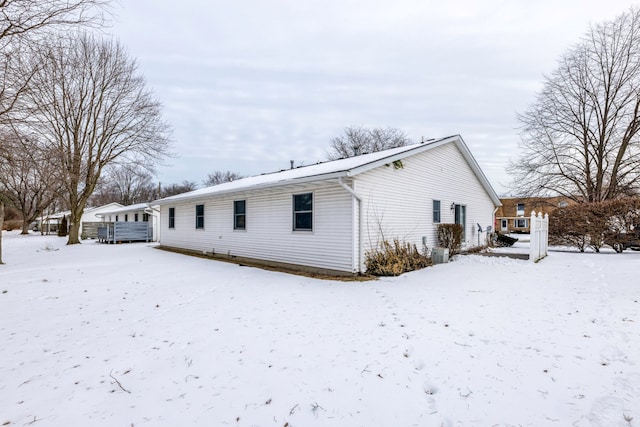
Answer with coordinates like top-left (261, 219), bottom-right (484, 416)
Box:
top-left (432, 200), bottom-right (441, 223)
top-left (134, 213), bottom-right (139, 222)
top-left (168, 207), bottom-right (175, 229)
top-left (195, 204), bottom-right (204, 229)
top-left (515, 218), bottom-right (528, 228)
top-left (293, 193), bottom-right (313, 231)
top-left (516, 203), bottom-right (525, 215)
top-left (143, 213), bottom-right (149, 222)
top-left (234, 200), bottom-right (246, 230)
top-left (124, 214), bottom-right (128, 222)
top-left (115, 215), bottom-right (119, 222)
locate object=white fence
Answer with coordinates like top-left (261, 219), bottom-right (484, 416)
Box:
top-left (530, 211), bottom-right (549, 262)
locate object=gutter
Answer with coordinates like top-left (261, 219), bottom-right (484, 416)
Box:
top-left (338, 177), bottom-right (363, 274)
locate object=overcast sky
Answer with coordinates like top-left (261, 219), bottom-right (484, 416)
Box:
top-left (110, 1), bottom-right (636, 195)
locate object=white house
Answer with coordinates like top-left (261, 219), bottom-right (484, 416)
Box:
top-left (38, 202), bottom-right (123, 236)
top-left (95, 202), bottom-right (160, 242)
top-left (154, 135), bottom-right (501, 275)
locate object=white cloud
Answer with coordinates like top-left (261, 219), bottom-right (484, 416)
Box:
top-left (111, 0), bottom-right (638, 194)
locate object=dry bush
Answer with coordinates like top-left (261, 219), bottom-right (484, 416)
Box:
top-left (550, 198), bottom-right (640, 252)
top-left (2, 219), bottom-right (23, 231)
top-left (437, 224), bottom-right (463, 255)
top-left (365, 239), bottom-right (431, 276)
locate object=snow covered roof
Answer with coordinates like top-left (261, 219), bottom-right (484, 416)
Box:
top-left (154, 135), bottom-right (501, 206)
top-left (40, 210), bottom-right (70, 221)
top-left (95, 202), bottom-right (153, 217)
top-left (38, 203), bottom-right (124, 221)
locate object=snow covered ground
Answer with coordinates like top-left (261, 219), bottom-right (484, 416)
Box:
top-left (1, 232), bottom-right (638, 427)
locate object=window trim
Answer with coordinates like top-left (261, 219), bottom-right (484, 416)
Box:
top-left (195, 204), bottom-right (204, 229)
top-left (292, 192), bottom-right (313, 231)
top-left (168, 207), bottom-right (175, 229)
top-left (432, 200), bottom-right (441, 223)
top-left (514, 218), bottom-right (528, 229)
top-left (234, 200), bottom-right (246, 230)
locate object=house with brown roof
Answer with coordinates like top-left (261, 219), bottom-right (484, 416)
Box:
top-left (496, 196), bottom-right (571, 233)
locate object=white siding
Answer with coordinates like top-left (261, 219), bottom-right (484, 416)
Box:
top-left (160, 181), bottom-right (355, 273)
top-left (354, 143), bottom-right (496, 255)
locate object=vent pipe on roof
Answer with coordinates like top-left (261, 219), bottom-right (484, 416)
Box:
top-left (290, 160), bottom-right (294, 169)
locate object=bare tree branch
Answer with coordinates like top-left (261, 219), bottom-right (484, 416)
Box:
top-left (0, 127), bottom-right (62, 233)
top-left (14, 32), bottom-right (172, 244)
top-left (326, 126), bottom-right (412, 160)
top-left (202, 170), bottom-right (244, 187)
top-left (509, 6), bottom-right (640, 202)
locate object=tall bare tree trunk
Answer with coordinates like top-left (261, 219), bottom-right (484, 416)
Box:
top-left (68, 208), bottom-right (82, 244)
top-left (21, 220), bottom-right (29, 234)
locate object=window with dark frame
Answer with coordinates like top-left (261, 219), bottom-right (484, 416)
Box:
top-left (124, 214), bottom-right (128, 222)
top-left (143, 213), bottom-right (149, 222)
top-left (134, 213), bottom-right (139, 222)
top-left (168, 207), bottom-right (175, 229)
top-left (195, 204), bottom-right (204, 229)
top-left (234, 200), bottom-right (246, 230)
top-left (293, 193), bottom-right (313, 231)
top-left (433, 200), bottom-right (441, 223)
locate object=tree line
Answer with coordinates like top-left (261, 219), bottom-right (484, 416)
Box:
top-left (0, 0), bottom-right (172, 261)
top-left (8, 3), bottom-right (640, 262)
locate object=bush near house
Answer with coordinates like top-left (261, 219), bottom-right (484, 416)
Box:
top-left (365, 239), bottom-right (431, 276)
top-left (437, 223), bottom-right (463, 256)
top-left (550, 198), bottom-right (640, 252)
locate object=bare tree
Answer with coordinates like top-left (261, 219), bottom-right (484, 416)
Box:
top-left (203, 170), bottom-right (244, 187)
top-left (0, 128), bottom-right (62, 234)
top-left (327, 126), bottom-right (412, 160)
top-left (0, 0), bottom-right (107, 42)
top-left (0, 0), bottom-right (108, 117)
top-left (16, 32), bottom-right (171, 244)
top-left (510, 7), bottom-right (640, 202)
top-left (90, 164), bottom-right (157, 206)
top-left (160, 181), bottom-right (198, 198)
top-left (0, 0), bottom-right (108, 262)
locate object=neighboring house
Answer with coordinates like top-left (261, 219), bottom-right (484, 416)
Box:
top-left (495, 196), bottom-right (571, 233)
top-left (154, 135), bottom-right (501, 275)
top-left (95, 202), bottom-right (159, 242)
top-left (37, 202), bottom-right (123, 236)
top-left (80, 202), bottom-right (124, 239)
top-left (37, 210), bottom-right (70, 234)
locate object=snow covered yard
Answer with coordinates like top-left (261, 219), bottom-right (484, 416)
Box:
top-left (0, 232), bottom-right (638, 427)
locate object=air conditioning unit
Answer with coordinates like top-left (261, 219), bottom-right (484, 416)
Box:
top-left (431, 247), bottom-right (449, 264)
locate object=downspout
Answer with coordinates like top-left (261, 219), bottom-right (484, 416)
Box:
top-left (492, 205), bottom-right (499, 240)
top-left (338, 177), bottom-right (363, 274)
top-left (145, 204), bottom-right (161, 243)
